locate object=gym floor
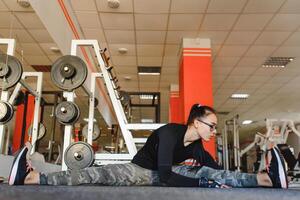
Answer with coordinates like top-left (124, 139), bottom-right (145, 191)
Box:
top-left (1, 184), bottom-right (300, 200)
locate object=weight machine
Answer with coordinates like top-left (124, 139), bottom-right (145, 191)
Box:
top-left (0, 38), bottom-right (43, 155)
top-left (49, 40), bottom-right (165, 170)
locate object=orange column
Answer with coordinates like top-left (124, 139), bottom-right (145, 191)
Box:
top-left (12, 94), bottom-right (35, 153)
top-left (169, 84), bottom-right (182, 123)
top-left (179, 38), bottom-right (216, 158)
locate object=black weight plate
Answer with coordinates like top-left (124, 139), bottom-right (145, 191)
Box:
top-left (64, 141), bottom-right (94, 170)
top-left (0, 54), bottom-right (23, 90)
top-left (0, 101), bottom-right (14, 124)
top-left (28, 123), bottom-right (47, 140)
top-left (51, 55), bottom-right (88, 91)
top-left (82, 124), bottom-right (101, 141)
top-left (55, 101), bottom-right (80, 125)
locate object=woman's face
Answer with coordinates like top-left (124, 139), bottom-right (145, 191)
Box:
top-left (194, 113), bottom-right (217, 141)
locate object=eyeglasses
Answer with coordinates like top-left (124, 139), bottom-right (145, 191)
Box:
top-left (197, 119), bottom-right (217, 132)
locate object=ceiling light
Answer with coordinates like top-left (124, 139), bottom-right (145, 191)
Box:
top-left (138, 72), bottom-right (160, 75)
top-left (231, 93), bottom-right (249, 99)
top-left (107, 0), bottom-right (120, 9)
top-left (141, 119), bottom-right (154, 123)
top-left (118, 47), bottom-right (128, 54)
top-left (262, 57), bottom-right (294, 68)
top-left (124, 76), bottom-right (131, 81)
top-left (138, 66), bottom-right (161, 76)
top-left (140, 95), bottom-right (157, 100)
top-left (242, 120), bottom-right (253, 125)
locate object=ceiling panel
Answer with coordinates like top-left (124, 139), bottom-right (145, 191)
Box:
top-left (0, 28), bottom-right (34, 43)
top-left (207, 0), bottom-right (247, 13)
top-left (166, 31), bottom-right (197, 44)
top-left (137, 56), bottom-right (162, 66)
top-left (133, 0), bottom-right (170, 13)
top-left (233, 14), bottom-right (273, 31)
top-left (244, 0), bottom-right (285, 13)
top-left (201, 14), bottom-right (238, 31)
top-left (244, 45), bottom-right (277, 57)
top-left (24, 55), bottom-right (51, 65)
top-left (168, 14), bottom-right (203, 30)
top-left (136, 31), bottom-right (166, 44)
top-left (16, 43), bottom-right (44, 56)
top-left (135, 14), bottom-right (168, 31)
top-left (28, 29), bottom-right (54, 43)
top-left (75, 11), bottom-right (101, 28)
top-left (14, 12), bottom-right (45, 29)
top-left (82, 28), bottom-right (106, 42)
top-left (283, 31), bottom-right (300, 46)
top-left (254, 31), bottom-right (291, 45)
top-left (279, 0), bottom-right (300, 13)
top-left (0, 12), bottom-right (23, 28)
top-left (198, 31), bottom-right (229, 45)
top-left (170, 0), bottom-right (208, 13)
top-left (104, 30), bottom-right (135, 43)
top-left (225, 31), bottom-right (260, 45)
top-left (137, 45), bottom-right (164, 56)
top-left (218, 45), bottom-right (249, 57)
top-left (100, 13), bottom-right (134, 30)
top-left (164, 44), bottom-right (180, 56)
top-left (266, 14), bottom-right (300, 31)
top-left (0, 0), bottom-right (7, 11)
top-left (111, 55), bottom-right (137, 66)
top-left (70, 0), bottom-right (97, 11)
top-left (114, 65), bottom-right (138, 74)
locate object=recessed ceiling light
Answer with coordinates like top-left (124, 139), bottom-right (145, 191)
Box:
top-left (262, 57), bottom-right (294, 68)
top-left (231, 93), bottom-right (249, 99)
top-left (140, 95), bottom-right (157, 100)
top-left (242, 120), bottom-right (253, 125)
top-left (138, 66), bottom-right (161, 76)
top-left (141, 119), bottom-right (154, 123)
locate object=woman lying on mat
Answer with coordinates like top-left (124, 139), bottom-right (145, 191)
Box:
top-left (8, 104), bottom-right (288, 188)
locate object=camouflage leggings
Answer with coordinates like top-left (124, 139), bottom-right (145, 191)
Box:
top-left (42, 163), bottom-right (257, 187)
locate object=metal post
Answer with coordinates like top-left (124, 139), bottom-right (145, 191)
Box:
top-left (48, 94), bottom-right (58, 162)
top-left (223, 123), bottom-right (229, 170)
top-left (61, 91), bottom-right (75, 170)
top-left (0, 39), bottom-right (15, 154)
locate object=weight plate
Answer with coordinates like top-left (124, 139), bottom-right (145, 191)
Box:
top-left (0, 54), bottom-right (23, 90)
top-left (51, 55), bottom-right (88, 91)
top-left (55, 101), bottom-right (80, 125)
top-left (64, 141), bottom-right (94, 170)
top-left (0, 101), bottom-right (14, 124)
top-left (82, 124), bottom-right (101, 141)
top-left (28, 123), bottom-right (47, 140)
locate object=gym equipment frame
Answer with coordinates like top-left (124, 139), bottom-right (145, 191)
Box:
top-left (0, 38), bottom-right (43, 154)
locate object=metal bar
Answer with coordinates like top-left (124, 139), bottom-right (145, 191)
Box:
top-left (19, 79), bottom-right (38, 97)
top-left (0, 38), bottom-right (15, 56)
top-left (130, 104), bottom-right (159, 107)
top-left (0, 91), bottom-right (9, 153)
top-left (47, 94), bottom-right (58, 162)
top-left (126, 123), bottom-right (164, 130)
top-left (61, 91), bottom-right (75, 170)
top-left (0, 39), bottom-right (15, 153)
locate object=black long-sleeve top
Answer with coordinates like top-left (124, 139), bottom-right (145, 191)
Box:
top-left (131, 123), bottom-right (221, 187)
